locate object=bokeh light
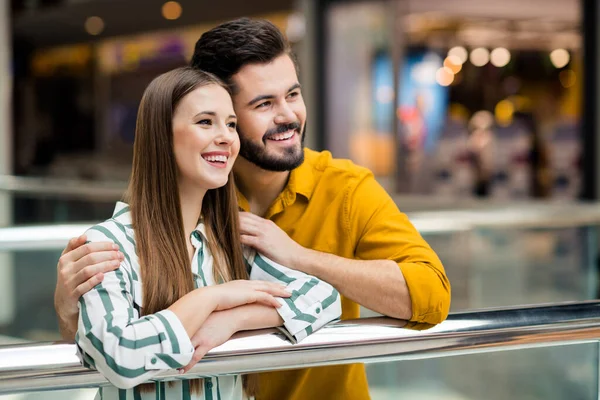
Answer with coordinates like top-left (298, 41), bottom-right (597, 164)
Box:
top-left (550, 49), bottom-right (570, 68)
top-left (470, 48), bottom-right (490, 67)
top-left (490, 48), bottom-right (511, 67)
top-left (448, 46), bottom-right (468, 64)
top-left (436, 67), bottom-right (454, 86)
top-left (162, 1), bottom-right (182, 20)
top-left (84, 16), bottom-right (104, 36)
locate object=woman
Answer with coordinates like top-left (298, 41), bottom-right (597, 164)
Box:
top-left (76, 67), bottom-right (341, 399)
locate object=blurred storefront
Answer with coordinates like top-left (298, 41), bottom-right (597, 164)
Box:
top-left (320, 0), bottom-right (583, 201)
top-left (9, 1), bottom-right (302, 223)
top-left (7, 0), bottom-right (592, 208)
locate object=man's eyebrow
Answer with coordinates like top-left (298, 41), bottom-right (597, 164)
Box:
top-left (247, 83), bottom-right (302, 107)
top-left (288, 83), bottom-right (301, 92)
top-left (247, 94), bottom-right (274, 107)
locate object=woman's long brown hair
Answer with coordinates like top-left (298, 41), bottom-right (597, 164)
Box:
top-left (125, 67), bottom-right (256, 395)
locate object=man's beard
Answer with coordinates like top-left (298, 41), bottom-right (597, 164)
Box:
top-left (238, 122), bottom-right (306, 172)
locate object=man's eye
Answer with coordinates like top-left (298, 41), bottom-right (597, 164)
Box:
top-left (288, 91), bottom-right (299, 98)
top-left (197, 119), bottom-right (212, 125)
top-left (256, 101), bottom-right (271, 109)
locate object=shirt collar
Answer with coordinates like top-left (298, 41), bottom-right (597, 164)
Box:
top-left (190, 220), bottom-right (208, 248)
top-left (287, 151), bottom-right (317, 201)
top-left (112, 201), bottom-right (132, 225)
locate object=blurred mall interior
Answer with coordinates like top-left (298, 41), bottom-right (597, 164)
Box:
top-left (2, 0), bottom-right (600, 399)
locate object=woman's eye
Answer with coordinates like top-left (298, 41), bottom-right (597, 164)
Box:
top-left (197, 119), bottom-right (212, 125)
top-left (227, 122), bottom-right (237, 129)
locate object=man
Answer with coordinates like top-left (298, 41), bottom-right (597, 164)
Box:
top-left (54, 18), bottom-right (450, 400)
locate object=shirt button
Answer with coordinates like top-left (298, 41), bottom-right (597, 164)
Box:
top-left (151, 357), bottom-right (157, 365)
top-left (315, 307), bottom-right (321, 314)
top-left (207, 380), bottom-right (213, 389)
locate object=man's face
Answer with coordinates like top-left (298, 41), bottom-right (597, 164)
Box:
top-left (230, 54), bottom-right (307, 172)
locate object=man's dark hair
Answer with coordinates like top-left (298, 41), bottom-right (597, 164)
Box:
top-left (190, 18), bottom-right (297, 91)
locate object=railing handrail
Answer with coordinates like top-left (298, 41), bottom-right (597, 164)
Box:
top-left (1, 301), bottom-right (600, 395)
top-left (3, 174), bottom-right (600, 235)
top-left (0, 175), bottom-right (127, 201)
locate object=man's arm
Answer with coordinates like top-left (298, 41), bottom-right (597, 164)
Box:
top-left (290, 249), bottom-right (412, 320)
top-left (55, 235), bottom-right (123, 340)
top-left (240, 217), bottom-right (411, 319)
top-left (239, 173), bottom-right (451, 324)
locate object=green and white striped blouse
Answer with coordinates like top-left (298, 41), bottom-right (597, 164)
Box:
top-left (76, 202), bottom-right (341, 400)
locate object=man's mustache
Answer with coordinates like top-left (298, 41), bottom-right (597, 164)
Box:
top-left (263, 122), bottom-right (302, 141)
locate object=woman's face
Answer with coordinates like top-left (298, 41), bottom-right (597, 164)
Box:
top-left (172, 84), bottom-right (240, 192)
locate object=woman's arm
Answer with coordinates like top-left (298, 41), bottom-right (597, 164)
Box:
top-left (77, 264), bottom-right (197, 390)
top-left (78, 268), bottom-right (289, 389)
top-left (77, 223), bottom-right (289, 390)
top-left (245, 248), bottom-right (342, 343)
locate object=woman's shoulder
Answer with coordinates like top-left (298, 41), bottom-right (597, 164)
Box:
top-left (85, 202), bottom-right (136, 248)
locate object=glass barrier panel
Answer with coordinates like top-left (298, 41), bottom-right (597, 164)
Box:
top-left (12, 195), bottom-right (116, 225)
top-left (0, 249), bottom-right (63, 341)
top-left (367, 342), bottom-right (599, 400)
top-left (424, 225), bottom-right (598, 311)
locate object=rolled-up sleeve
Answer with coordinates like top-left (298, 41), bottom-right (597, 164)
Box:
top-left (76, 226), bottom-right (194, 389)
top-left (347, 173), bottom-right (451, 325)
top-left (245, 249), bottom-right (341, 343)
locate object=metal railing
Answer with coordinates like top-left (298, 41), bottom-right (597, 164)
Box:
top-left (1, 301), bottom-right (600, 395)
top-left (3, 174), bottom-right (600, 234)
top-left (0, 175), bottom-right (127, 202)
top-left (2, 202), bottom-right (600, 251)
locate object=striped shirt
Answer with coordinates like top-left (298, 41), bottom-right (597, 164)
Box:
top-left (76, 202), bottom-right (341, 400)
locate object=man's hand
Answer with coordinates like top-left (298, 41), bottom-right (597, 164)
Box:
top-left (55, 235), bottom-right (123, 340)
top-left (179, 310), bottom-right (239, 373)
top-left (239, 212), bottom-right (306, 268)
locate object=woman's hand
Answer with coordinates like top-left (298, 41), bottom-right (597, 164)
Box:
top-left (169, 280), bottom-right (290, 338)
top-left (207, 280), bottom-right (291, 311)
top-left (179, 310), bottom-right (239, 373)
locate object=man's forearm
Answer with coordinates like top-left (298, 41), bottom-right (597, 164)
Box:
top-left (294, 248), bottom-right (412, 320)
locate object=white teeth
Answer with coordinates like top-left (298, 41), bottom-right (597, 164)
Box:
top-left (202, 155), bottom-right (228, 163)
top-left (269, 131), bottom-right (295, 141)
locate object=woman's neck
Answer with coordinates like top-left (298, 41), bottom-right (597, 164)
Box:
top-left (178, 182), bottom-right (206, 245)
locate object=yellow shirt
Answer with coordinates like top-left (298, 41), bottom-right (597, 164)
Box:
top-left (237, 149), bottom-right (451, 400)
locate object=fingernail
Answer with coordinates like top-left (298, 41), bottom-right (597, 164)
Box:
top-left (118, 252), bottom-right (124, 259)
top-left (113, 244), bottom-right (119, 250)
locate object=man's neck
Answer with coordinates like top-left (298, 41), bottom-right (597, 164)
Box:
top-left (234, 157), bottom-right (290, 217)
